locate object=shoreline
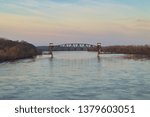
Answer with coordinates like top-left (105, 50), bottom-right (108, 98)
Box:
top-left (0, 38), bottom-right (41, 63)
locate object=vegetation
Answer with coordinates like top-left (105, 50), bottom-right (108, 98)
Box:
top-left (102, 45), bottom-right (150, 57)
top-left (0, 38), bottom-right (40, 62)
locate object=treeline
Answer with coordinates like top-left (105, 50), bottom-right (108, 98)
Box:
top-left (102, 45), bottom-right (150, 56)
top-left (0, 38), bottom-right (40, 62)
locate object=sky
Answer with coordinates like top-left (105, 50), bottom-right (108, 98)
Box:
top-left (0, 0), bottom-right (150, 46)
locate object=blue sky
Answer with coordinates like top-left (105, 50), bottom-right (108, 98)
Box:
top-left (0, 0), bottom-right (150, 45)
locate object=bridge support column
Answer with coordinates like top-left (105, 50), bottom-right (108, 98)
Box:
top-left (49, 43), bottom-right (54, 57)
top-left (97, 43), bottom-right (101, 57)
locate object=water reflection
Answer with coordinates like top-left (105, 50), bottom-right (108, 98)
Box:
top-left (49, 56), bottom-right (53, 61)
top-left (122, 54), bottom-right (150, 61)
top-left (0, 52), bottom-right (150, 100)
top-left (97, 56), bottom-right (101, 63)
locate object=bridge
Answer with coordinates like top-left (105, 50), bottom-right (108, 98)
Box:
top-left (52, 43), bottom-right (97, 51)
top-left (48, 43), bottom-right (101, 57)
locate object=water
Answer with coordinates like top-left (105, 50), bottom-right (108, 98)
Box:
top-left (0, 51), bottom-right (150, 100)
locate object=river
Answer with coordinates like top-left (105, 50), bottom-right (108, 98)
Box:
top-left (0, 51), bottom-right (150, 99)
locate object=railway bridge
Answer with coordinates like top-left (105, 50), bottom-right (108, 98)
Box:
top-left (48, 43), bottom-right (102, 57)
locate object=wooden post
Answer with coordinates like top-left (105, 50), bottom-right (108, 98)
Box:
top-left (49, 43), bottom-right (53, 57)
top-left (97, 43), bottom-right (101, 57)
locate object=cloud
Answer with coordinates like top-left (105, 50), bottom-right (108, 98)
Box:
top-left (0, 0), bottom-right (150, 45)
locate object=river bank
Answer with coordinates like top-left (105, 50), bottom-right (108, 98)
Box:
top-left (0, 38), bottom-right (41, 62)
top-left (102, 45), bottom-right (150, 57)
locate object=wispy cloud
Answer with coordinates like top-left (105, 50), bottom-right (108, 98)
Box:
top-left (0, 0), bottom-right (150, 45)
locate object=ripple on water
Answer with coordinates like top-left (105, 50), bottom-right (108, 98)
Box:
top-left (0, 52), bottom-right (150, 99)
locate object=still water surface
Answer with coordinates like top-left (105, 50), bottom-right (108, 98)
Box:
top-left (0, 52), bottom-right (150, 99)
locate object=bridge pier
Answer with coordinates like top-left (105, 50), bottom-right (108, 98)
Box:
top-left (97, 43), bottom-right (101, 57)
top-left (49, 43), bottom-right (54, 57)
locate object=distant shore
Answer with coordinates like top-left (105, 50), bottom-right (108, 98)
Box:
top-left (102, 45), bottom-right (150, 59)
top-left (1, 37), bottom-right (150, 63)
top-left (37, 45), bottom-right (150, 57)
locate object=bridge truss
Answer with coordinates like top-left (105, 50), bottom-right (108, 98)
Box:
top-left (48, 43), bottom-right (102, 57)
top-left (56, 43), bottom-right (96, 48)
